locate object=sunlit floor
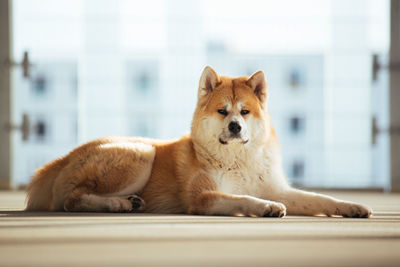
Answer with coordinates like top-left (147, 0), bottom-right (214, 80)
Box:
top-left (0, 191), bottom-right (399, 267)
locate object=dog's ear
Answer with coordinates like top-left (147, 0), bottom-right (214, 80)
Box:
top-left (198, 66), bottom-right (220, 98)
top-left (246, 70), bottom-right (268, 103)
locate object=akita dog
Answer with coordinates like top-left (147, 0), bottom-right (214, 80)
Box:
top-left (26, 66), bottom-right (372, 218)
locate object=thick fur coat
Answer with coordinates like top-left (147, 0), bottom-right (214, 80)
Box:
top-left (26, 66), bottom-right (372, 218)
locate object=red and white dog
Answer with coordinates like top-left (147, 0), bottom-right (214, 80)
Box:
top-left (26, 66), bottom-right (372, 218)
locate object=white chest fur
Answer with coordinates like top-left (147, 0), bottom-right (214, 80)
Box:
top-left (195, 140), bottom-right (287, 198)
top-left (211, 167), bottom-right (268, 198)
top-left (209, 147), bottom-right (285, 198)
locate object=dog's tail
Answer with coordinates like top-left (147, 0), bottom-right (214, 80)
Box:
top-left (25, 156), bottom-right (68, 211)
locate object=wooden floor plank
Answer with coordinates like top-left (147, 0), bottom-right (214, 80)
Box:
top-left (0, 191), bottom-right (399, 267)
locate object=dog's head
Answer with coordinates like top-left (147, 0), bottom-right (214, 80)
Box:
top-left (191, 66), bottom-right (272, 150)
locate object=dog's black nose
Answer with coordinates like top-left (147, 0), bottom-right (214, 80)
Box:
top-left (228, 122), bottom-right (241, 135)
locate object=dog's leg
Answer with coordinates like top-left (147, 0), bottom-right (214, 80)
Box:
top-left (189, 191), bottom-right (286, 217)
top-left (64, 189), bottom-right (145, 212)
top-left (274, 188), bottom-right (372, 218)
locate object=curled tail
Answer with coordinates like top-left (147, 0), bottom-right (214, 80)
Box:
top-left (25, 156), bottom-right (68, 211)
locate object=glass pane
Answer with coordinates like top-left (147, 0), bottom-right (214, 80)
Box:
top-left (12, 0), bottom-right (390, 188)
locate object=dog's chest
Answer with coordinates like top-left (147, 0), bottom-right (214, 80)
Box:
top-left (210, 161), bottom-right (271, 198)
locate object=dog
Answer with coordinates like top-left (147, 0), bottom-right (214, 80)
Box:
top-left (25, 66), bottom-right (372, 218)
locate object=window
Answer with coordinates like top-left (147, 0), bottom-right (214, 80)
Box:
top-left (289, 68), bottom-right (305, 89)
top-left (31, 75), bottom-right (47, 96)
top-left (292, 160), bottom-right (305, 182)
top-left (138, 72), bottom-right (150, 93)
top-left (34, 120), bottom-right (46, 141)
top-left (290, 116), bottom-right (305, 135)
top-left (126, 61), bottom-right (159, 96)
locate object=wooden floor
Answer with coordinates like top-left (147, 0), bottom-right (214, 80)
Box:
top-left (0, 191), bottom-right (399, 267)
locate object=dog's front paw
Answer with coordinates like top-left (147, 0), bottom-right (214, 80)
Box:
top-left (127, 195), bottom-right (146, 212)
top-left (338, 202), bottom-right (372, 218)
top-left (262, 202), bottom-right (286, 218)
top-left (106, 197), bottom-right (134, 212)
top-left (106, 195), bottom-right (145, 212)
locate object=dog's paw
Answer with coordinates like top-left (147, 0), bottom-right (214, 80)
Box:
top-left (338, 202), bottom-right (372, 218)
top-left (262, 202), bottom-right (286, 218)
top-left (127, 195), bottom-right (146, 212)
top-left (106, 195), bottom-right (145, 213)
top-left (106, 197), bottom-right (135, 212)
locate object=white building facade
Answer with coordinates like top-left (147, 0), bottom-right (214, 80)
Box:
top-left (11, 0), bottom-right (389, 188)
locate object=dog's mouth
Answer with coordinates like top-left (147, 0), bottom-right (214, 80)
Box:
top-left (219, 138), bottom-right (248, 145)
top-left (219, 138), bottom-right (228, 145)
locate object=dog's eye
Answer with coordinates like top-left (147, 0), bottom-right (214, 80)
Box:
top-left (217, 109), bottom-right (228, 116)
top-left (241, 110), bottom-right (250, 115)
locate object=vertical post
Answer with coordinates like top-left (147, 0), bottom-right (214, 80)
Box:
top-left (390, 0), bottom-right (400, 192)
top-left (0, 0), bottom-right (12, 189)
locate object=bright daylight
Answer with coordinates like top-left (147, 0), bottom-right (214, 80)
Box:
top-left (0, 0), bottom-right (399, 266)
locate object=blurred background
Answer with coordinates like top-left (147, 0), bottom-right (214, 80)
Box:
top-left (2, 0), bottom-right (393, 189)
